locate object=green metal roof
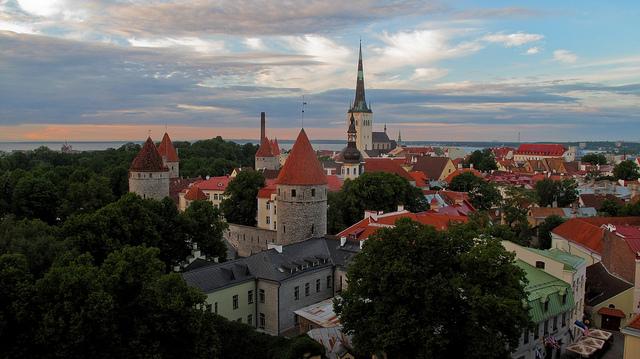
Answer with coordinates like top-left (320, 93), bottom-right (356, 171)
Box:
top-left (526, 248), bottom-right (585, 271)
top-left (516, 260), bottom-right (575, 323)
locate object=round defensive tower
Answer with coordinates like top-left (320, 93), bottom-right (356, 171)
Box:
top-left (129, 137), bottom-right (170, 200)
top-left (276, 129), bottom-right (327, 245)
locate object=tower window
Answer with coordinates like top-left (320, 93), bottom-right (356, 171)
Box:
top-left (311, 188), bottom-right (315, 197)
top-left (291, 189), bottom-right (296, 197)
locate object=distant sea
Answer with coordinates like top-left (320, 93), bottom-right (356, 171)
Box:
top-left (0, 140), bottom-right (493, 153)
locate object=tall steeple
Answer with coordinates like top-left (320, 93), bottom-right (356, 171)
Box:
top-left (350, 40), bottom-right (370, 113)
top-left (397, 130), bottom-right (402, 145)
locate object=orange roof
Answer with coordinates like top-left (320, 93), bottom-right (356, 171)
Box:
top-left (270, 138), bottom-right (281, 156)
top-left (337, 211), bottom-right (467, 240)
top-left (196, 176), bottom-right (230, 191)
top-left (364, 158), bottom-right (414, 182)
top-left (130, 137), bottom-right (168, 172)
top-left (184, 186), bottom-right (207, 201)
top-left (276, 129), bottom-right (327, 185)
top-left (256, 136), bottom-right (274, 157)
top-left (552, 217), bottom-right (640, 254)
top-left (409, 171), bottom-right (428, 187)
top-left (444, 168), bottom-right (482, 184)
top-left (516, 144), bottom-right (566, 156)
top-left (627, 314), bottom-right (640, 330)
top-left (529, 207), bottom-right (565, 218)
top-left (326, 175), bottom-right (344, 192)
top-left (157, 132), bottom-right (179, 162)
top-left (597, 307), bottom-right (625, 318)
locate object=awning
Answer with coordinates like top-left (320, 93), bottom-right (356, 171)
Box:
top-left (578, 336), bottom-right (605, 350)
top-left (587, 329), bottom-right (612, 341)
top-left (566, 342), bottom-right (598, 357)
top-left (597, 307), bottom-right (626, 318)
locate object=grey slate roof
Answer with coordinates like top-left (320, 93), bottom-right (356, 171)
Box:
top-left (182, 237), bottom-right (351, 293)
top-left (585, 262), bottom-right (633, 307)
top-left (372, 131), bottom-right (391, 143)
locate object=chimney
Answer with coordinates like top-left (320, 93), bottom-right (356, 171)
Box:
top-left (260, 112), bottom-right (266, 140)
top-left (359, 239), bottom-right (366, 250)
top-left (397, 204), bottom-right (405, 212)
top-left (364, 210), bottom-right (378, 221)
top-left (340, 236), bottom-right (347, 247)
top-left (267, 243), bottom-right (283, 253)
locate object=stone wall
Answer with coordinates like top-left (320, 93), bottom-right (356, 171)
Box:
top-left (276, 184), bottom-right (327, 245)
top-left (165, 161), bottom-right (179, 178)
top-left (255, 156), bottom-right (279, 171)
top-left (225, 223), bottom-right (277, 257)
top-left (128, 170), bottom-right (170, 200)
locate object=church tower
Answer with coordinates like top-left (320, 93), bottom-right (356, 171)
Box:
top-left (276, 129), bottom-right (327, 245)
top-left (129, 137), bottom-right (170, 200)
top-left (157, 132), bottom-right (179, 178)
top-left (347, 41), bottom-right (373, 152)
top-left (337, 113), bottom-right (364, 180)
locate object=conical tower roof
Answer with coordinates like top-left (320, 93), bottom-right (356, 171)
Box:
top-left (157, 132), bottom-right (179, 162)
top-left (256, 135), bottom-right (274, 157)
top-left (350, 41), bottom-right (371, 113)
top-left (130, 137), bottom-right (168, 172)
top-left (277, 129), bottom-right (327, 185)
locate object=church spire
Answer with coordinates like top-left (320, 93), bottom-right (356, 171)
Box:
top-left (351, 40), bottom-right (370, 113)
top-left (397, 130), bottom-right (402, 145)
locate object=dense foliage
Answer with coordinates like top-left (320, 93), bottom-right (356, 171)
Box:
top-left (537, 215), bottom-right (565, 249)
top-left (448, 172), bottom-right (502, 210)
top-left (534, 178), bottom-right (578, 207)
top-left (220, 170), bottom-right (265, 226)
top-left (335, 218), bottom-right (531, 358)
top-left (581, 153), bottom-right (607, 165)
top-left (327, 172), bottom-right (429, 234)
top-left (613, 160), bottom-right (640, 181)
top-left (174, 137), bottom-right (257, 178)
top-left (466, 149), bottom-right (498, 172)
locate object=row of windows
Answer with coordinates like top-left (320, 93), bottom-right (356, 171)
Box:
top-left (354, 119), bottom-right (372, 126)
top-left (294, 276), bottom-right (332, 300)
top-left (523, 311), bottom-right (570, 344)
top-left (235, 313), bottom-right (266, 329)
top-left (277, 188), bottom-right (326, 198)
top-left (342, 166), bottom-right (363, 175)
top-left (228, 289), bottom-right (266, 311)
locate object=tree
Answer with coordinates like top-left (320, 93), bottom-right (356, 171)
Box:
top-left (220, 170), bottom-right (265, 226)
top-left (466, 149), bottom-right (498, 172)
top-left (537, 215), bottom-right (565, 249)
top-left (613, 160), bottom-right (640, 181)
top-left (581, 153), bottom-right (607, 165)
top-left (600, 199), bottom-right (622, 216)
top-left (327, 172), bottom-right (428, 234)
top-left (11, 174), bottom-right (60, 223)
top-left (534, 178), bottom-right (578, 207)
top-left (183, 200), bottom-right (229, 261)
top-left (449, 172), bottom-right (501, 210)
top-left (335, 219), bottom-right (530, 358)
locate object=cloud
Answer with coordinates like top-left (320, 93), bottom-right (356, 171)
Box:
top-left (525, 46), bottom-right (540, 55)
top-left (411, 68), bottom-right (449, 81)
top-left (553, 49), bottom-right (578, 64)
top-left (244, 37), bottom-right (266, 51)
top-left (482, 32), bottom-right (543, 47)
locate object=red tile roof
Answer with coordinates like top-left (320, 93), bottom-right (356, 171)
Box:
top-left (552, 217), bottom-right (640, 254)
top-left (444, 168), bottom-right (482, 184)
top-left (409, 171), bottom-right (428, 187)
top-left (196, 176), bottom-right (231, 191)
top-left (612, 226), bottom-right (640, 258)
top-left (597, 307), bottom-right (626, 318)
top-left (130, 137), bottom-right (168, 172)
top-left (491, 147), bottom-right (515, 159)
top-left (364, 158), bottom-right (414, 182)
top-left (256, 136), bottom-right (274, 157)
top-left (157, 132), bottom-right (179, 162)
top-left (326, 175), bottom-right (344, 192)
top-left (627, 314), bottom-right (640, 330)
top-left (337, 210), bottom-right (467, 240)
top-left (516, 144), bottom-right (566, 156)
top-left (270, 138), bottom-right (281, 156)
top-left (184, 186), bottom-right (208, 201)
top-left (580, 194), bottom-right (624, 210)
top-left (276, 129), bottom-right (327, 185)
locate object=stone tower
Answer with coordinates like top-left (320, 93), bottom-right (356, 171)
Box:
top-left (347, 41), bottom-right (373, 152)
top-left (157, 132), bottom-right (179, 178)
top-left (129, 137), bottom-right (170, 200)
top-left (338, 113), bottom-right (364, 180)
top-left (276, 129), bottom-right (327, 245)
top-left (255, 112), bottom-right (280, 170)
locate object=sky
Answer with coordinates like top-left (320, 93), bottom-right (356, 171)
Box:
top-left (1, 0), bottom-right (640, 142)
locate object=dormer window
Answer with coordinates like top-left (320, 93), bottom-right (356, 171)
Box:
top-left (562, 294), bottom-right (567, 305)
top-left (544, 300), bottom-right (549, 312)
